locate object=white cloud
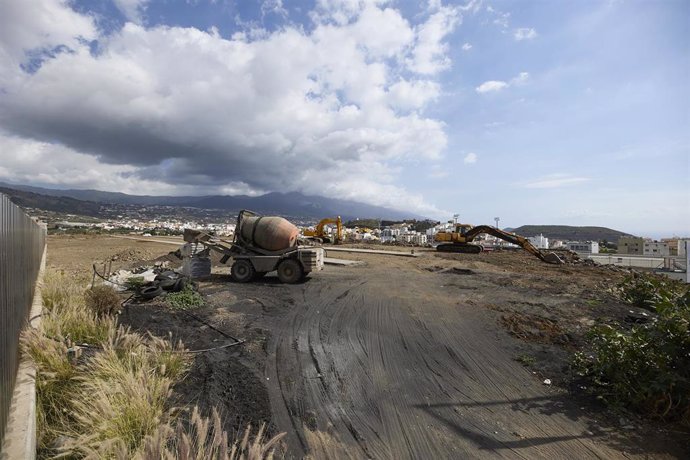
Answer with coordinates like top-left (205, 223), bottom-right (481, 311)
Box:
top-left (406, 3), bottom-right (461, 75)
top-left (463, 152), bottom-right (477, 164)
top-left (513, 27), bottom-right (537, 41)
top-left (261, 0), bottom-right (288, 19)
top-left (476, 71), bottom-right (529, 93)
top-left (486, 5), bottom-right (510, 29)
top-left (510, 71), bottom-right (529, 85)
top-left (461, 42), bottom-right (472, 51)
top-left (475, 80), bottom-right (508, 93)
top-left (522, 174), bottom-right (591, 189)
top-left (0, 0), bottom-right (97, 72)
top-left (388, 79), bottom-right (440, 111)
top-left (0, 0), bottom-right (465, 216)
top-left (112, 0), bottom-right (150, 24)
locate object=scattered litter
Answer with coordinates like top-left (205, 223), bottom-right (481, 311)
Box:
top-left (96, 264), bottom-right (193, 300)
top-left (543, 379), bottom-right (552, 385)
top-left (107, 268), bottom-right (157, 291)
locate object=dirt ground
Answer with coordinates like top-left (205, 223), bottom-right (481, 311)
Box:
top-left (47, 235), bottom-right (689, 459)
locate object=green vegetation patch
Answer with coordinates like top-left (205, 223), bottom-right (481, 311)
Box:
top-left (166, 285), bottom-right (205, 310)
top-left (574, 272), bottom-right (690, 426)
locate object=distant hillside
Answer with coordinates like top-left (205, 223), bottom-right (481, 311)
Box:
top-left (0, 182), bottom-right (423, 221)
top-left (0, 187), bottom-right (102, 217)
top-left (511, 225), bottom-right (633, 242)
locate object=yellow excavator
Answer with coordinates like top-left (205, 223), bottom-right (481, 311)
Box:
top-left (435, 223), bottom-right (563, 264)
top-left (303, 216), bottom-right (343, 244)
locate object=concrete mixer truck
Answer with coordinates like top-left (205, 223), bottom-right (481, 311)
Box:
top-left (183, 210), bottom-right (324, 283)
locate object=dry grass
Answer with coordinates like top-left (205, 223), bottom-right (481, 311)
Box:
top-left (60, 326), bottom-right (191, 457)
top-left (41, 306), bottom-right (115, 346)
top-left (133, 407), bottom-right (285, 460)
top-left (40, 270), bottom-right (85, 312)
top-left (25, 269), bottom-right (283, 459)
top-left (20, 327), bottom-right (79, 452)
top-left (41, 270), bottom-right (114, 345)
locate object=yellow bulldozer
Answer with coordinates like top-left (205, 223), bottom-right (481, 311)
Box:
top-left (303, 216), bottom-right (343, 244)
top-left (435, 223), bottom-right (563, 264)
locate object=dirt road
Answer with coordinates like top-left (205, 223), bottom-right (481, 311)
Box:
top-left (224, 252), bottom-right (665, 459)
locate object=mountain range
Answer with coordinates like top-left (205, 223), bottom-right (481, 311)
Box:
top-left (0, 182), bottom-right (635, 241)
top-left (0, 182), bottom-right (423, 221)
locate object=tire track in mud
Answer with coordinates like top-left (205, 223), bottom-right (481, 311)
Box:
top-left (262, 267), bottom-right (630, 459)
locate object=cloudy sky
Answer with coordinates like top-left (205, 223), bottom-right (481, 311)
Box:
top-left (0, 0), bottom-right (688, 236)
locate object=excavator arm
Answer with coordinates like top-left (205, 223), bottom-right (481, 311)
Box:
top-left (463, 225), bottom-right (563, 264)
top-left (309, 216), bottom-right (343, 243)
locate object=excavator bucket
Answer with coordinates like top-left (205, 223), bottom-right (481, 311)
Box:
top-left (542, 252), bottom-right (564, 264)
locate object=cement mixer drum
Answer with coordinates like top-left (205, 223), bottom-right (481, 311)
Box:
top-left (240, 215), bottom-right (299, 251)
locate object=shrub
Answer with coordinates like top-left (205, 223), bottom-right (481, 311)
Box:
top-left (167, 285), bottom-right (205, 310)
top-left (574, 273), bottom-right (690, 425)
top-left (617, 272), bottom-right (689, 312)
top-left (85, 284), bottom-right (122, 316)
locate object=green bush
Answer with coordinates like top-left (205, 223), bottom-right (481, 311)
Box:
top-left (166, 285), bottom-right (204, 310)
top-left (617, 272), bottom-right (689, 311)
top-left (574, 272), bottom-right (690, 425)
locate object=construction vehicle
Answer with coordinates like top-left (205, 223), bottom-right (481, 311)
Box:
top-left (303, 216), bottom-right (343, 244)
top-left (435, 223), bottom-right (563, 264)
top-left (183, 210), bottom-right (324, 283)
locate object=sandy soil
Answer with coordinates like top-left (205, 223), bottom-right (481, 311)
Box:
top-left (47, 235), bottom-right (689, 458)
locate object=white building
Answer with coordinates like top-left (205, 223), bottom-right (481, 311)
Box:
top-left (528, 234), bottom-right (549, 249)
top-left (397, 233), bottom-right (427, 245)
top-left (567, 241), bottom-right (599, 254)
top-left (381, 228), bottom-right (398, 243)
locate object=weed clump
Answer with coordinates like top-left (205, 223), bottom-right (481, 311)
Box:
top-left (125, 275), bottom-right (146, 291)
top-left (574, 272), bottom-right (690, 426)
top-left (167, 285), bottom-right (204, 310)
top-left (85, 284), bottom-right (121, 316)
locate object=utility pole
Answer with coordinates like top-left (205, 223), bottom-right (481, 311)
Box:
top-left (686, 240), bottom-right (689, 284)
top-left (453, 214), bottom-right (460, 225)
top-left (494, 217), bottom-right (500, 229)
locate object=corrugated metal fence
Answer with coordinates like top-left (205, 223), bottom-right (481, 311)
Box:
top-left (0, 193), bottom-right (46, 446)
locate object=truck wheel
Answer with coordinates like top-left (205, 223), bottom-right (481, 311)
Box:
top-left (231, 259), bottom-right (255, 283)
top-left (277, 259), bottom-right (304, 284)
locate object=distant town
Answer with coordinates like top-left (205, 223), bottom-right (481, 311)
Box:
top-left (24, 203), bottom-right (688, 259)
